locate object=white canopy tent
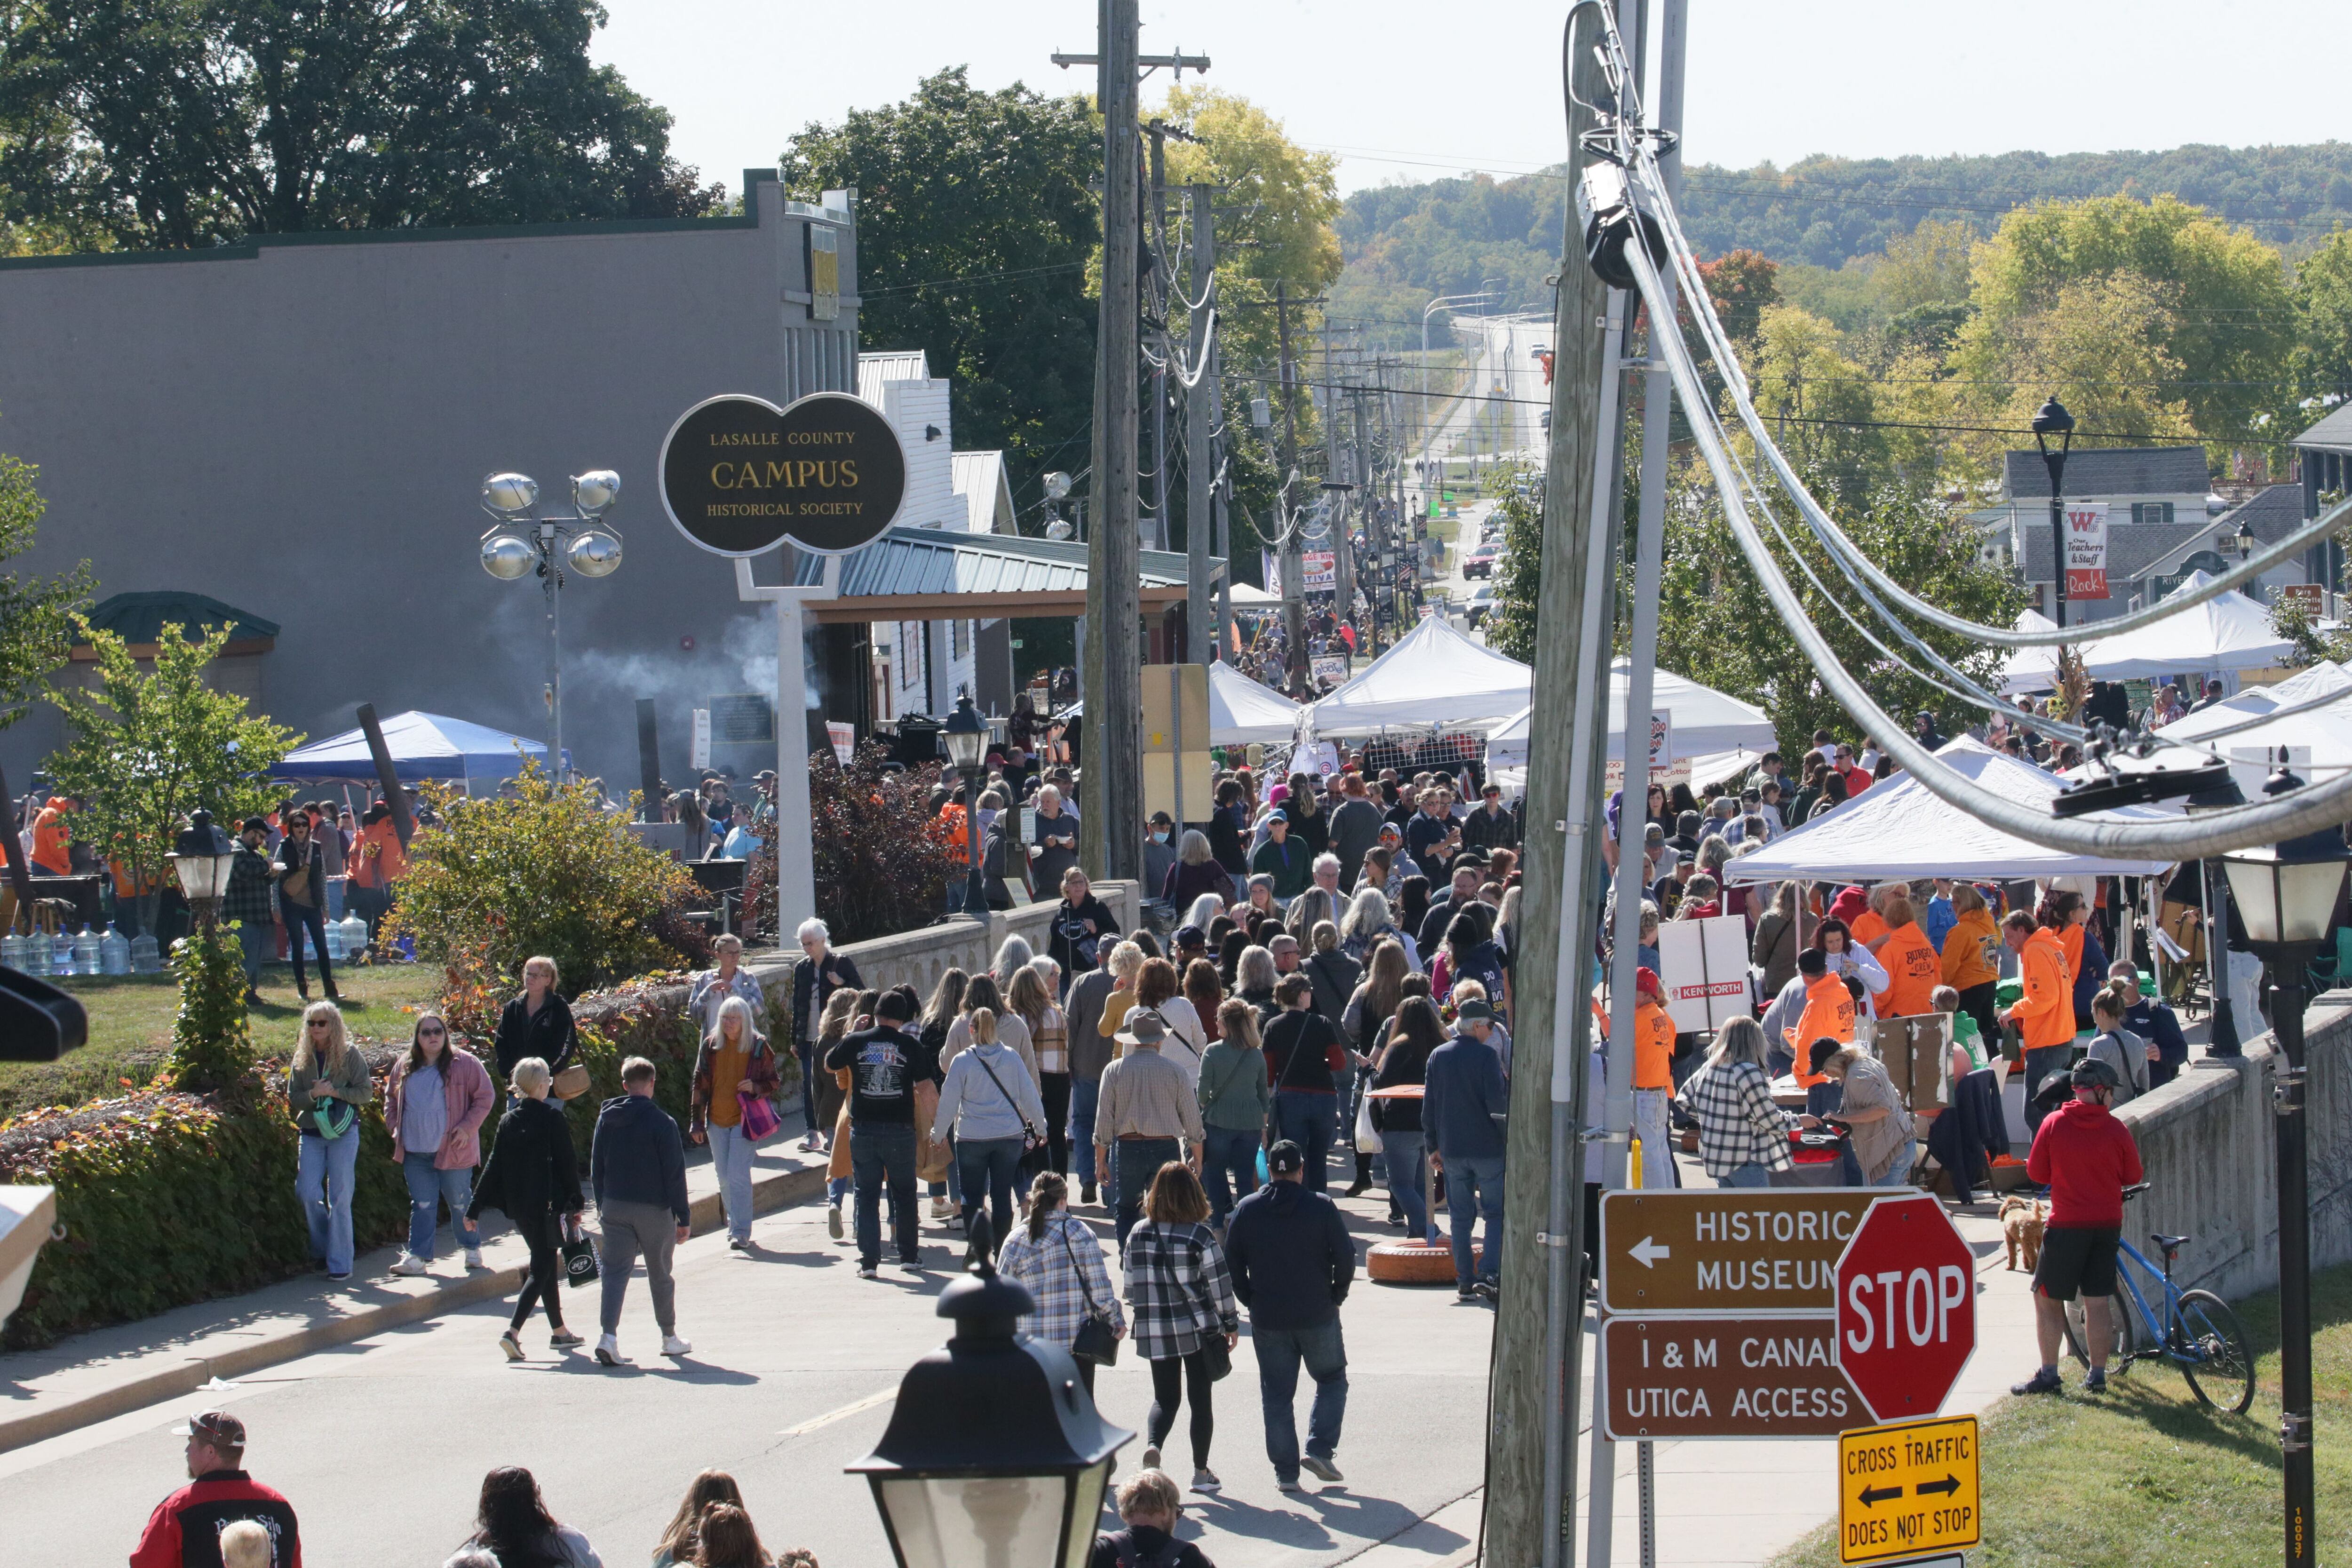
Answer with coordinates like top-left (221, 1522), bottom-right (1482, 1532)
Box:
top-left (2005, 574), bottom-right (2294, 692)
top-left (1307, 615), bottom-right (1532, 735)
top-left (2157, 658), bottom-right (2352, 790)
top-left (1206, 660), bottom-right (1305, 744)
top-left (2000, 608), bottom-right (2063, 695)
top-left (1483, 661), bottom-right (1777, 769)
top-left (1725, 736), bottom-right (2176, 883)
top-left (1227, 581), bottom-right (1282, 607)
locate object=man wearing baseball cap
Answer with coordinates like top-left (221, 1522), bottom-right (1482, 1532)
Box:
top-left (1225, 1140), bottom-right (1355, 1491)
top-left (1630, 968), bottom-right (1681, 1191)
top-left (1423, 999), bottom-right (1509, 1300)
top-left (2013, 1057), bottom-right (2144, 1397)
top-left (133, 1411), bottom-right (302, 1567)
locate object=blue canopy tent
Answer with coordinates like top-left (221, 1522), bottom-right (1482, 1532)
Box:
top-left (271, 711), bottom-right (553, 785)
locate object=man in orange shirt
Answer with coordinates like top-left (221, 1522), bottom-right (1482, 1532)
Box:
top-left (2003, 909), bottom-right (2075, 1137)
top-left (1630, 967), bottom-right (1680, 1190)
top-left (1870, 891), bottom-right (1943, 1020)
top-left (1783, 948), bottom-right (1857, 1117)
top-left (29, 796), bottom-right (74, 876)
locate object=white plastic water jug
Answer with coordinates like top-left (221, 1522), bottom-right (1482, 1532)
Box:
top-left (100, 924), bottom-right (132, 975)
top-left (129, 930), bottom-right (163, 974)
top-left (73, 925), bottom-right (101, 976)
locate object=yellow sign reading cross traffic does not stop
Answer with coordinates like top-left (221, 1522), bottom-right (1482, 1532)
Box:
top-left (1836, 1414), bottom-right (1979, 1565)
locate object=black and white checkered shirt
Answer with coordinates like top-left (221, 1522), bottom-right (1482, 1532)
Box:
top-left (1121, 1220), bottom-right (1239, 1362)
top-left (1681, 1059), bottom-right (1796, 1178)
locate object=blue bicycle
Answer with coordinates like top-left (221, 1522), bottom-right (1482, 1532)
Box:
top-left (2061, 1182), bottom-right (2255, 1413)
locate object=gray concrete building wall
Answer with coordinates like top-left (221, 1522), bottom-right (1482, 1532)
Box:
top-left (0, 170), bottom-right (858, 796)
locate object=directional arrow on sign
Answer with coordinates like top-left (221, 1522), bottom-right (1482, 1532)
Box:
top-left (1628, 1236), bottom-right (1670, 1268)
top-left (1857, 1485), bottom-right (1903, 1508)
top-left (1915, 1474), bottom-right (1962, 1498)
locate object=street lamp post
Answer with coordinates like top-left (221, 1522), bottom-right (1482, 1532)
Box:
top-left (167, 809), bottom-right (239, 931)
top-left (479, 470), bottom-right (626, 782)
top-left (2219, 761), bottom-right (2352, 1568)
top-left (942, 697), bottom-right (990, 919)
top-left (850, 1229), bottom-right (1131, 1568)
top-left (2033, 396), bottom-right (2076, 629)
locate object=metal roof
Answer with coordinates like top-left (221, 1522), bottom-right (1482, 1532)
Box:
top-left (2001, 445), bottom-right (2209, 500)
top-left (793, 524), bottom-right (1212, 600)
top-left (2292, 400), bottom-right (2352, 453)
top-left (857, 350), bottom-right (931, 405)
top-left (79, 590), bottom-right (280, 645)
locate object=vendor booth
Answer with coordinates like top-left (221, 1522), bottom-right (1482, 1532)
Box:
top-left (2003, 574), bottom-right (2294, 694)
top-left (2157, 658), bottom-right (2352, 793)
top-left (1483, 662), bottom-right (1776, 771)
top-left (1308, 616), bottom-right (1531, 735)
top-left (271, 710), bottom-right (552, 786)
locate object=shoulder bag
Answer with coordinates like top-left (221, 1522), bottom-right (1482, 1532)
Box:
top-left (967, 1047), bottom-right (1046, 1177)
top-left (560, 1213), bottom-right (600, 1288)
top-left (1058, 1221), bottom-right (1121, 1365)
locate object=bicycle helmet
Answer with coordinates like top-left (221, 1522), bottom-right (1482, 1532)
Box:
top-left (2069, 1057), bottom-right (2121, 1090)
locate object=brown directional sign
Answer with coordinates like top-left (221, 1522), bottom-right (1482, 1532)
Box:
top-left (1600, 1191), bottom-right (1877, 1316)
top-left (1599, 1315), bottom-right (1869, 1440)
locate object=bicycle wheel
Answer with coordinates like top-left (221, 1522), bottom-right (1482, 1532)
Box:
top-left (2176, 1289), bottom-right (2256, 1414)
top-left (2062, 1293), bottom-right (2136, 1368)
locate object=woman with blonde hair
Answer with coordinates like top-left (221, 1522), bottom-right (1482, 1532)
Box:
top-left (1008, 963), bottom-right (1072, 1176)
top-left (384, 1010), bottom-right (495, 1276)
top-left (689, 994), bottom-right (783, 1252)
top-left (1124, 1162), bottom-right (1239, 1492)
top-left (493, 954), bottom-right (579, 1090)
top-left (468, 1057), bottom-right (584, 1358)
top-left (289, 1001), bottom-right (373, 1281)
top-left (931, 1006), bottom-right (1048, 1250)
top-left (1198, 999), bottom-right (1271, 1226)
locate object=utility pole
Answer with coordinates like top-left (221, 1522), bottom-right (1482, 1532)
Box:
top-left (1349, 387), bottom-right (1373, 652)
top-left (1185, 182), bottom-right (1219, 667)
top-left (1076, 0), bottom-right (1142, 886)
top-left (1275, 280), bottom-right (1307, 692)
top-left (1487, 13), bottom-right (1622, 1568)
top-left (1145, 122), bottom-right (1173, 554)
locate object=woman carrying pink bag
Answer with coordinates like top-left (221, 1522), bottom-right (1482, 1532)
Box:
top-left (689, 995), bottom-right (783, 1251)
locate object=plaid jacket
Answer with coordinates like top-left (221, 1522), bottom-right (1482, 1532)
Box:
top-left (1682, 1059), bottom-right (1795, 1178)
top-left (998, 1210), bottom-right (1124, 1352)
top-left (1121, 1219), bottom-right (1238, 1361)
top-left (221, 846), bottom-right (276, 930)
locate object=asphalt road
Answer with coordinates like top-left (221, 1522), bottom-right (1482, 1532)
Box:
top-left (1, 1182), bottom-right (1500, 1568)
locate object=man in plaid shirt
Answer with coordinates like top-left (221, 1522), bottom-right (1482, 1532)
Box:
top-left (220, 818), bottom-right (277, 1005)
top-left (1681, 1018), bottom-right (1796, 1186)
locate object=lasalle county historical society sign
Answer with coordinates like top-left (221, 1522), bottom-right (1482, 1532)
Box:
top-left (660, 391), bottom-right (908, 557)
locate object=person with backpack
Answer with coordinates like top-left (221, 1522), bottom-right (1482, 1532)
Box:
top-left (1089, 1469), bottom-right (1216, 1568)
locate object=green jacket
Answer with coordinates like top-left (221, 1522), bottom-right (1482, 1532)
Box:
top-left (1251, 836), bottom-right (1311, 899)
top-left (1198, 1042), bottom-right (1272, 1132)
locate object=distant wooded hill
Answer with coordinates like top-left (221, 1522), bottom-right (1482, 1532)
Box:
top-left (1333, 143), bottom-right (2352, 339)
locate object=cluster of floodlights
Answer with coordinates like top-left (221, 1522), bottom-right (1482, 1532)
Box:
top-left (477, 470), bottom-right (626, 581)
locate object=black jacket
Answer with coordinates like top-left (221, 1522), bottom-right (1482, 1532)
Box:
top-left (469, 1096), bottom-right (582, 1222)
top-left (590, 1093), bottom-right (691, 1226)
top-left (1049, 894), bottom-right (1120, 978)
top-left (493, 993), bottom-right (578, 1081)
top-left (1224, 1178), bottom-right (1355, 1329)
top-left (1460, 803), bottom-right (1520, 853)
top-left (791, 950), bottom-right (864, 1048)
top-left (270, 833), bottom-right (328, 909)
top-left (1263, 1008), bottom-right (1345, 1095)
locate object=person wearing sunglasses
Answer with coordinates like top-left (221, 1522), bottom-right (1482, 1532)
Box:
top-left (287, 1002), bottom-right (372, 1281)
top-left (383, 1012), bottom-right (495, 1276)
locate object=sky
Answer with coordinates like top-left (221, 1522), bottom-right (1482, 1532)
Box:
top-left (594, 0), bottom-right (2350, 199)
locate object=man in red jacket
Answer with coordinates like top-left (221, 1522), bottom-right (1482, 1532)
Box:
top-left (2013, 1058), bottom-right (2144, 1396)
top-left (132, 1411), bottom-right (302, 1568)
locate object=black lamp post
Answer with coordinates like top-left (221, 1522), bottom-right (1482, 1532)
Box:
top-left (2185, 773), bottom-right (2250, 1057)
top-left (2219, 762), bottom-right (2351, 1568)
top-left (850, 1232), bottom-right (1131, 1568)
top-left (2033, 396), bottom-right (2077, 629)
top-left (942, 697), bottom-right (990, 920)
top-left (168, 809), bottom-right (239, 931)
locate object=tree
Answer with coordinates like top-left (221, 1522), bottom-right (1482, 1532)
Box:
top-left (0, 0), bottom-right (721, 251)
top-left (1873, 218), bottom-right (1975, 313)
top-left (0, 449), bottom-right (91, 731)
top-left (1695, 249), bottom-right (1781, 345)
top-left (1746, 303), bottom-right (1889, 491)
top-left (2293, 226), bottom-right (2352, 407)
top-left (780, 68), bottom-right (1099, 518)
top-left (1484, 477), bottom-right (1545, 665)
top-left (2269, 594), bottom-right (2352, 668)
top-left (43, 618), bottom-right (296, 914)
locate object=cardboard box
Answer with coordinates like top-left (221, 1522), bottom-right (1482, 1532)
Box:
top-left (1873, 1012), bottom-right (1954, 1111)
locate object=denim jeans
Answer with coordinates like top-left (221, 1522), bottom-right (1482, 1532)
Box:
top-left (1441, 1150), bottom-right (1505, 1289)
top-left (401, 1152), bottom-right (478, 1258)
top-left (1870, 1139), bottom-right (1918, 1188)
top-left (236, 923), bottom-right (272, 988)
top-left (1632, 1088), bottom-right (1680, 1191)
top-left (1254, 1318), bottom-right (1349, 1482)
top-left (283, 899), bottom-right (334, 995)
top-left (1201, 1127), bottom-right (1261, 1226)
top-left (1721, 1162), bottom-right (1772, 1188)
top-left (2022, 1044), bottom-right (2072, 1140)
top-left (851, 1122), bottom-right (920, 1266)
top-left (1273, 1091), bottom-right (1338, 1194)
top-left (297, 1129), bottom-right (360, 1274)
top-left (1067, 1078), bottom-right (1102, 1191)
top-left (1381, 1130), bottom-right (1436, 1243)
top-left (706, 1122), bottom-right (757, 1242)
top-left (1112, 1137), bottom-right (1178, 1251)
top-left (955, 1134), bottom-right (1025, 1253)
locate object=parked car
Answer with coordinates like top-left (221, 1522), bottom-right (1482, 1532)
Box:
top-left (1462, 585), bottom-right (1499, 626)
top-left (1462, 544), bottom-right (1502, 580)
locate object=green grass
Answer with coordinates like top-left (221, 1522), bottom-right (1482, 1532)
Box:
top-left (1770, 1264), bottom-right (2352, 1567)
top-left (1, 962), bottom-right (441, 1119)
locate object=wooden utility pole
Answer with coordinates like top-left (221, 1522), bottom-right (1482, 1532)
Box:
top-left (1487, 16), bottom-right (1622, 1568)
top-left (1145, 122), bottom-right (1172, 554)
top-left (1348, 386), bottom-right (1372, 648)
top-left (1275, 281), bottom-right (1307, 691)
top-left (1080, 0), bottom-right (1143, 885)
top-left (1185, 182), bottom-right (1218, 667)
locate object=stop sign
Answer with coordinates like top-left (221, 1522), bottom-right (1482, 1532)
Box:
top-left (1835, 1193), bottom-right (1976, 1423)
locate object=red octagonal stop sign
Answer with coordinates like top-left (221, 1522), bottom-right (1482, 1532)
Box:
top-left (1835, 1192), bottom-right (1976, 1423)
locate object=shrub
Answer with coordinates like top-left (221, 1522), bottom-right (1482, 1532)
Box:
top-left (808, 742), bottom-right (960, 943)
top-left (168, 919), bottom-right (257, 1092)
top-left (386, 763), bottom-right (701, 993)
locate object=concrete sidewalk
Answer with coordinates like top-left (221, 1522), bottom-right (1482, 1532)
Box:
top-left (0, 1122), bottom-right (832, 1454)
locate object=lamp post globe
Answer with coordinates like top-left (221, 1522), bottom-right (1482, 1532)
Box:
top-left (942, 696), bottom-right (988, 774)
top-left (566, 529), bottom-right (624, 578)
top-left (481, 532), bottom-right (537, 581)
top-left (482, 471), bottom-right (539, 519)
top-left (850, 1236), bottom-right (1130, 1568)
top-left (169, 808), bottom-right (239, 922)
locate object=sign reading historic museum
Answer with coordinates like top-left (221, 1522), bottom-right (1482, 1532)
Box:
top-left (660, 391), bottom-right (907, 557)
top-left (1836, 1416), bottom-right (1980, 1564)
top-left (1600, 1191), bottom-right (1877, 1315)
top-left (1599, 1315), bottom-right (1867, 1440)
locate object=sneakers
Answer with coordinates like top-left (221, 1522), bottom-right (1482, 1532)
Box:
top-left (900, 1256), bottom-right (925, 1273)
top-left (1141, 1446), bottom-right (1162, 1471)
top-left (829, 1205), bottom-right (845, 1240)
top-left (548, 1329), bottom-right (583, 1350)
top-left (930, 1197), bottom-right (952, 1221)
top-left (1300, 1455), bottom-right (1344, 1483)
top-left (325, 1270), bottom-right (351, 1282)
top-left (728, 1236), bottom-right (751, 1253)
top-left (1456, 1286), bottom-right (1477, 1302)
top-left (1277, 1478), bottom-right (1304, 1494)
top-left (389, 1254), bottom-right (430, 1277)
top-left (2011, 1366), bottom-right (2064, 1396)
top-left (594, 1334), bottom-right (627, 1367)
top-left (464, 1247), bottom-right (485, 1270)
top-left (801, 1133), bottom-right (824, 1152)
top-left (661, 1334), bottom-right (692, 1357)
top-left (858, 1263), bottom-right (880, 1280)
top-left (1191, 1469), bottom-right (1220, 1493)
top-left (1472, 1280), bottom-right (1500, 1302)
top-left (2085, 1369), bottom-right (2109, 1393)
top-left (499, 1331), bottom-right (525, 1362)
